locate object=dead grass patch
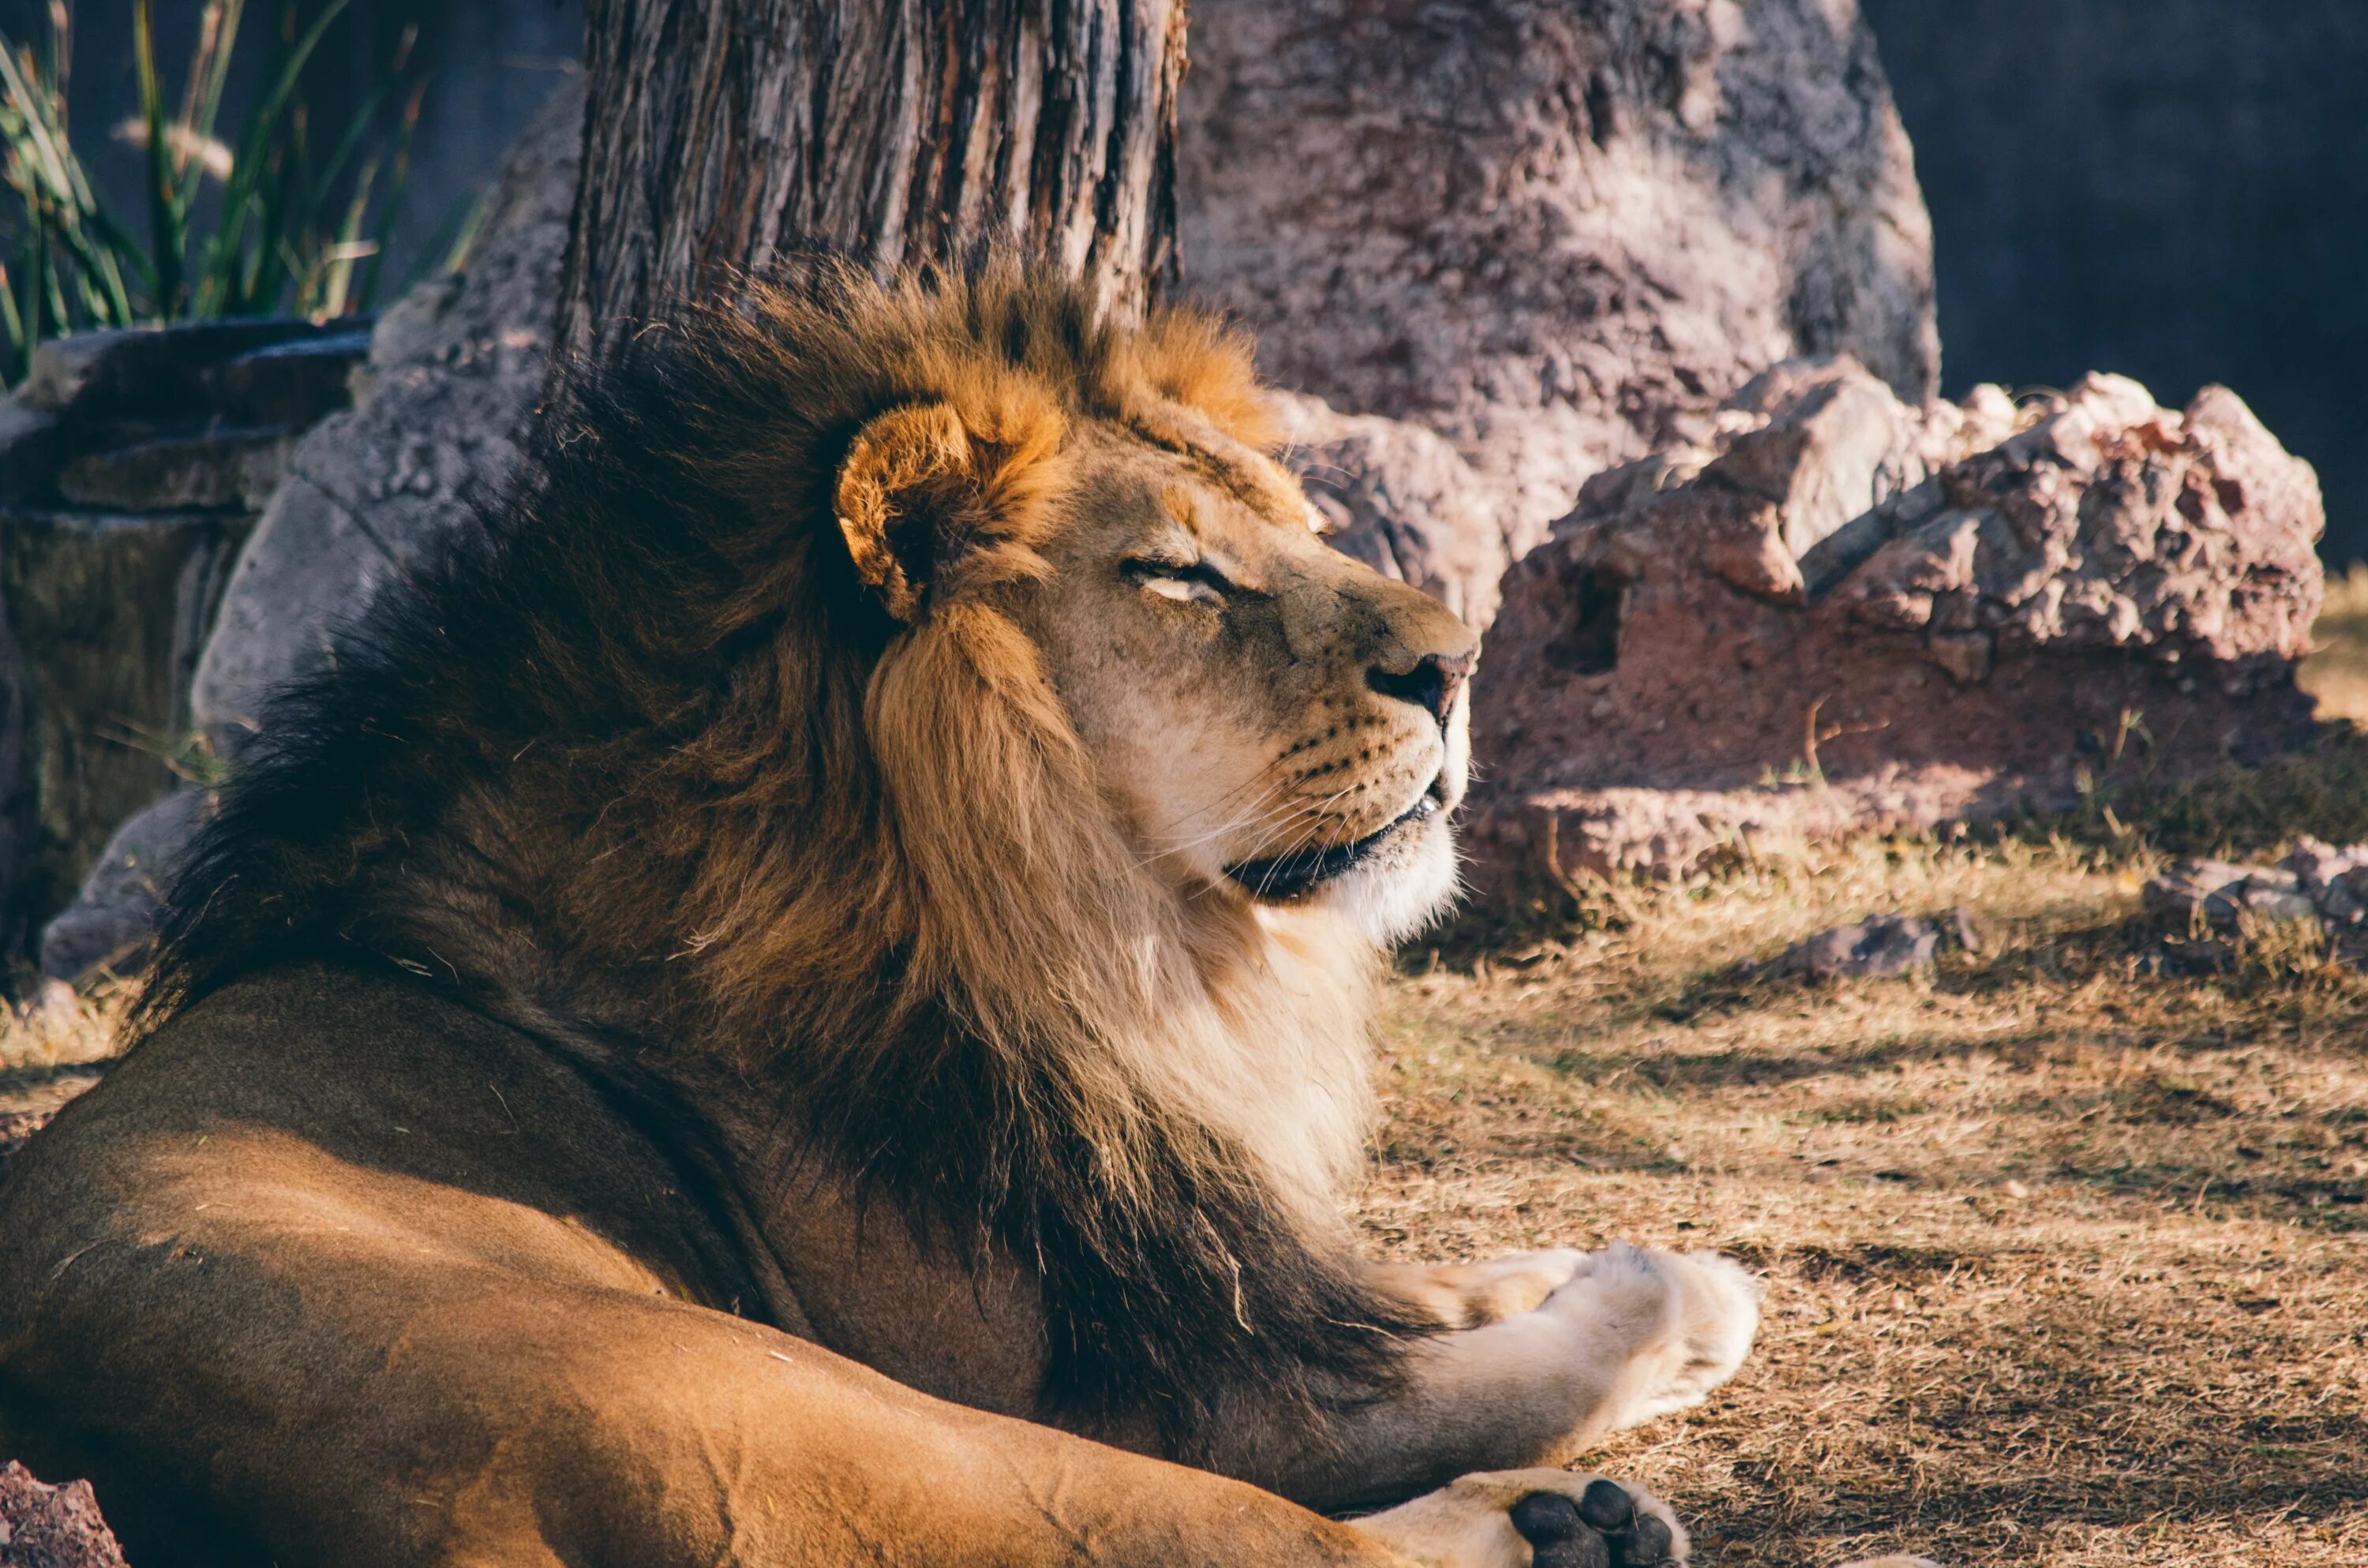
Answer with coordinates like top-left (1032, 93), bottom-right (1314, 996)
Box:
top-left (1363, 837), bottom-right (2368, 1566)
top-left (0, 981), bottom-right (128, 1169)
top-left (2299, 564), bottom-right (2368, 725)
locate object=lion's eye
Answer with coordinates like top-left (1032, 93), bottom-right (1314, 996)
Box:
top-left (1126, 558), bottom-right (1228, 606)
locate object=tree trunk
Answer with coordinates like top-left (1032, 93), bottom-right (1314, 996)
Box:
top-left (553, 0), bottom-right (1186, 372)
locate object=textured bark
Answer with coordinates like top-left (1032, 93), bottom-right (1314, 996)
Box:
top-left (1181, 0), bottom-right (1940, 578)
top-left (554, 0), bottom-right (1186, 370)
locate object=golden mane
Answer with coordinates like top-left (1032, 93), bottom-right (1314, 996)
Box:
top-left (141, 260), bottom-right (1422, 1438)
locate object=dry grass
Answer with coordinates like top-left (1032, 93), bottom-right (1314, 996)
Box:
top-left (0, 981), bottom-right (126, 1160)
top-left (2299, 564), bottom-right (2368, 724)
top-left (1364, 835), bottom-right (2368, 1566)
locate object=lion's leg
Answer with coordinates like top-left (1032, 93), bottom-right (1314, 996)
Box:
top-left (317, 1281), bottom-right (1709, 1568)
top-left (417, 1286), bottom-right (1392, 1567)
top-left (1211, 1244), bottom-right (1760, 1514)
top-left (9, 1222), bottom-right (1598, 1568)
top-left (484, 1291), bottom-right (1714, 1568)
top-left (1367, 1249), bottom-right (1589, 1329)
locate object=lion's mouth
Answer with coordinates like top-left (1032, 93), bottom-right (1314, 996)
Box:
top-left (1223, 789), bottom-right (1442, 903)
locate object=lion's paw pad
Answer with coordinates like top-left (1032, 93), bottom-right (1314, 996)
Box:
top-left (1512, 1481), bottom-right (1677, 1568)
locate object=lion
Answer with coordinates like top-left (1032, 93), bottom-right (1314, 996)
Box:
top-left (0, 262), bottom-right (1760, 1568)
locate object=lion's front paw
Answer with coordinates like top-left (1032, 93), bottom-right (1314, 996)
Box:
top-left (1373, 1249), bottom-right (1589, 1328)
top-left (1538, 1243), bottom-right (1762, 1431)
top-left (1352, 1469), bottom-right (1686, 1568)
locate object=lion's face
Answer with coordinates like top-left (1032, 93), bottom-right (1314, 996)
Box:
top-left (1006, 423), bottom-right (1479, 943)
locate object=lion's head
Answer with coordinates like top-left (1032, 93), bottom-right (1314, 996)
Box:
top-left (831, 324), bottom-right (1477, 947)
top-left (141, 261), bottom-right (1471, 1429)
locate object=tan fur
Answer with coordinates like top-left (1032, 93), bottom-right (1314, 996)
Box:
top-left (0, 264), bottom-right (1759, 1566)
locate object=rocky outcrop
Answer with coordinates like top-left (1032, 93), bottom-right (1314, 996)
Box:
top-left (0, 316), bottom-right (366, 950)
top-left (1748, 907), bottom-right (1983, 983)
top-left (36, 788), bottom-right (208, 982)
top-left (34, 80), bottom-right (585, 983)
top-left (0, 1462), bottom-right (128, 1568)
top-left (190, 79), bottom-right (583, 744)
top-left (2145, 841), bottom-right (2368, 935)
top-left (1463, 361), bottom-right (2324, 900)
top-left (1274, 394), bottom-right (1509, 627)
top-left (1181, 0), bottom-right (1940, 584)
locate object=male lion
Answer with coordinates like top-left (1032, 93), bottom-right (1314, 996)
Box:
top-left (0, 264), bottom-right (1759, 1567)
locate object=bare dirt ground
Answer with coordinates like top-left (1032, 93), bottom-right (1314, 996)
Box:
top-left (9, 604), bottom-right (2368, 1566)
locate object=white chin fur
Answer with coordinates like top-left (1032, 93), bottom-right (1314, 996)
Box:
top-left (1318, 819), bottom-right (1460, 945)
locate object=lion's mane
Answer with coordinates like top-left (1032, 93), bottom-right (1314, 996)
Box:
top-left (139, 261), bottom-right (1427, 1445)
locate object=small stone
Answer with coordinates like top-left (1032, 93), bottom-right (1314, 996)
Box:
top-left (2323, 865), bottom-right (2368, 924)
top-left (1770, 915), bottom-right (1941, 981)
top-left (2001, 1179), bottom-right (2029, 1199)
top-left (2158, 937), bottom-right (2236, 976)
top-left (2239, 881), bottom-right (2320, 924)
top-left (0, 1461), bottom-right (130, 1568)
top-left (2142, 861), bottom-right (2251, 927)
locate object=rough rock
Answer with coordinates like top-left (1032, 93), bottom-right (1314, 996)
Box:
top-left (0, 317), bottom-right (365, 962)
top-left (2145, 840), bottom-right (2368, 935)
top-left (18, 317), bottom-right (361, 424)
top-left (1274, 394), bottom-right (1511, 627)
top-left (0, 1462), bottom-right (129, 1568)
top-left (1181, 0), bottom-right (1939, 572)
top-left (37, 787), bottom-right (207, 982)
top-left (189, 78), bottom-right (583, 747)
top-left (1752, 907), bottom-right (1978, 982)
top-left (58, 428), bottom-right (298, 512)
top-left (1776, 915), bottom-right (1938, 981)
top-left (1463, 361), bottom-right (2324, 897)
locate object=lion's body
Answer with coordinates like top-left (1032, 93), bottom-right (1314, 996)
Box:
top-left (0, 266), bottom-right (1757, 1566)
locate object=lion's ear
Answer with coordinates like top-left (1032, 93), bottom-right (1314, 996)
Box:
top-left (834, 402), bottom-right (979, 622)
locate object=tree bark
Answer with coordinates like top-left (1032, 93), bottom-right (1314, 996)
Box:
top-left (553, 0), bottom-right (1186, 372)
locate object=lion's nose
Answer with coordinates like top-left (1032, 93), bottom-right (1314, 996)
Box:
top-left (1367, 648), bottom-right (1473, 728)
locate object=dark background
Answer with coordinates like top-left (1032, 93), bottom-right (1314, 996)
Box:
top-left (12, 1), bottom-right (2366, 559)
